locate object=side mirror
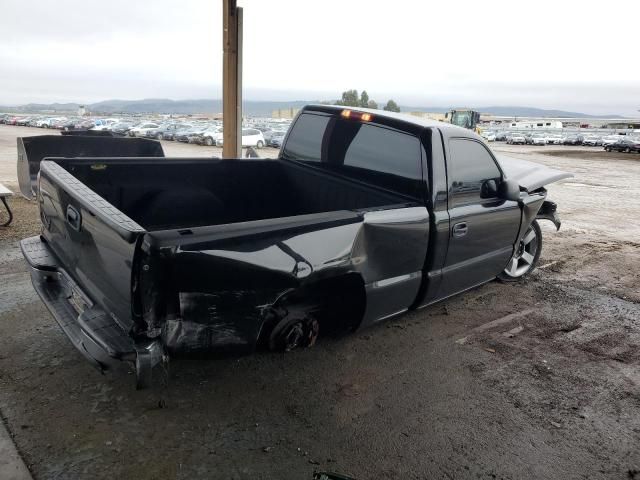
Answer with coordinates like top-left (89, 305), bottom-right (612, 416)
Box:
top-left (498, 178), bottom-right (521, 201)
top-left (481, 179), bottom-right (498, 198)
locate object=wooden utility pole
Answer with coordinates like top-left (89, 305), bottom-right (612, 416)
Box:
top-left (222, 0), bottom-right (242, 158)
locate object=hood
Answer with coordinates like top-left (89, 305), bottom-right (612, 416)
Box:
top-left (496, 155), bottom-right (573, 192)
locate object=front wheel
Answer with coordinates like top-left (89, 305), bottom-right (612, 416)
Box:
top-left (256, 140), bottom-right (264, 149)
top-left (498, 220), bottom-right (542, 282)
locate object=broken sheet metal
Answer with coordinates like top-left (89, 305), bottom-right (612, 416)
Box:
top-left (146, 206), bottom-right (430, 354)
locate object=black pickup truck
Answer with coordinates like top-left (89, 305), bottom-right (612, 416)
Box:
top-left (18, 105), bottom-right (571, 387)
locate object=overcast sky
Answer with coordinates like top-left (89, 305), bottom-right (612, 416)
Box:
top-left (1, 0), bottom-right (639, 115)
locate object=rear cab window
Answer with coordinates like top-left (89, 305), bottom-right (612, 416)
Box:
top-left (282, 111), bottom-right (424, 198)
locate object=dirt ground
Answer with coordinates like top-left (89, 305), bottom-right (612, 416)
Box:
top-left (0, 125), bottom-right (639, 479)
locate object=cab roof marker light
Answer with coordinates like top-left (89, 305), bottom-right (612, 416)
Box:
top-left (341, 110), bottom-right (352, 118)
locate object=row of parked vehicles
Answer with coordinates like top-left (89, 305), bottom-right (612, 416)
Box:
top-left (481, 129), bottom-right (640, 151)
top-left (0, 114), bottom-right (291, 149)
top-left (121, 121), bottom-right (290, 148)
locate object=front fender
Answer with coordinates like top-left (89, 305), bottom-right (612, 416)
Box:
top-left (536, 200), bottom-right (561, 230)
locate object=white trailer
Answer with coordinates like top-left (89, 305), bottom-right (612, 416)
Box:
top-left (507, 120), bottom-right (563, 130)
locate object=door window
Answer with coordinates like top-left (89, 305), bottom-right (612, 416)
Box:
top-left (448, 138), bottom-right (502, 207)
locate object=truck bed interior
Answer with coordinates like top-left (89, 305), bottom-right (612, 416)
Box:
top-left (60, 158), bottom-right (407, 230)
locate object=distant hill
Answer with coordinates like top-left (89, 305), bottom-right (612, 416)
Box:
top-left (0, 98), bottom-right (626, 119)
top-left (400, 105), bottom-right (626, 119)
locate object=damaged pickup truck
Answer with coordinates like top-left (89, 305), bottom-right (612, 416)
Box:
top-left (19, 105), bottom-right (571, 388)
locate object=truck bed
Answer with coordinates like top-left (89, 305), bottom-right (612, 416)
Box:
top-left (60, 158), bottom-right (406, 231)
top-left (27, 156), bottom-right (420, 377)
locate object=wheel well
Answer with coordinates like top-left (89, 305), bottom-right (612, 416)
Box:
top-left (270, 273), bottom-right (366, 337)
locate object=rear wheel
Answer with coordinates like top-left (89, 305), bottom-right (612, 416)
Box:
top-left (498, 220), bottom-right (542, 282)
top-left (204, 136), bottom-right (214, 146)
top-left (268, 310), bottom-right (319, 352)
top-left (156, 133), bottom-right (163, 140)
top-left (256, 140), bottom-right (264, 149)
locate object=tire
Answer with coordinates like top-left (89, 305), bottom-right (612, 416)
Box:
top-left (625, 148), bottom-right (630, 153)
top-left (268, 310), bottom-right (319, 352)
top-left (256, 140), bottom-right (264, 149)
top-left (204, 136), bottom-right (214, 146)
top-left (156, 133), bottom-right (163, 140)
top-left (498, 220), bottom-right (542, 282)
top-left (605, 146), bottom-right (611, 152)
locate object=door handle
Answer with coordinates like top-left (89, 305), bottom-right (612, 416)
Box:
top-left (452, 222), bottom-right (468, 238)
top-left (66, 205), bottom-right (82, 232)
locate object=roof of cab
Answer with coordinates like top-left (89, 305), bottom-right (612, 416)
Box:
top-left (301, 103), bottom-right (476, 137)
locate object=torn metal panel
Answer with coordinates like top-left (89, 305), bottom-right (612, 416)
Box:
top-left (162, 291), bottom-right (275, 354)
top-left (142, 206), bottom-right (430, 353)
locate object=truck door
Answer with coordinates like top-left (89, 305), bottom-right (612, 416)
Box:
top-left (439, 137), bottom-right (520, 298)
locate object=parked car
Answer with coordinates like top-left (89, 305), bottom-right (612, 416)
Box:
top-left (507, 133), bottom-right (526, 145)
top-left (37, 117), bottom-right (66, 128)
top-left (481, 131), bottom-right (496, 142)
top-left (110, 122), bottom-right (135, 136)
top-left (563, 134), bottom-right (583, 145)
top-left (175, 125), bottom-right (209, 143)
top-left (494, 131), bottom-right (508, 141)
top-left (187, 125), bottom-right (214, 144)
top-left (604, 138), bottom-right (640, 153)
top-left (50, 118), bottom-right (69, 129)
top-left (530, 134), bottom-right (547, 145)
top-left (163, 124), bottom-right (194, 141)
top-left (582, 135), bottom-right (602, 146)
top-left (16, 116), bottom-right (33, 126)
top-left (128, 122), bottom-right (161, 137)
top-left (91, 119), bottom-right (120, 131)
top-left (18, 104), bottom-right (570, 388)
top-left (545, 134), bottom-right (563, 145)
top-left (602, 135), bottom-right (623, 146)
top-left (59, 119), bottom-right (77, 131)
top-left (197, 126), bottom-right (224, 146)
top-left (145, 123), bottom-right (183, 140)
top-left (270, 130), bottom-right (287, 147)
top-left (217, 128), bottom-right (266, 148)
top-left (255, 127), bottom-right (276, 144)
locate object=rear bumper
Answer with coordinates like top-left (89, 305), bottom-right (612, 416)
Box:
top-left (20, 236), bottom-right (138, 372)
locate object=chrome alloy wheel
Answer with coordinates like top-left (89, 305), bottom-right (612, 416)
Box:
top-left (503, 223), bottom-right (540, 278)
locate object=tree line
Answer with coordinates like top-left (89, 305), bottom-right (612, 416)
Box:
top-left (334, 89), bottom-right (400, 112)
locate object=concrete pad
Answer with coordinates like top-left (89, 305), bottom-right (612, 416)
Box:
top-left (0, 420), bottom-right (32, 480)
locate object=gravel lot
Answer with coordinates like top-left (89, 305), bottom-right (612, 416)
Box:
top-left (0, 125), bottom-right (639, 479)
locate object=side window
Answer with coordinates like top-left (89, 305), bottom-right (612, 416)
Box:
top-left (282, 113), bottom-right (329, 162)
top-left (448, 138), bottom-right (502, 207)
